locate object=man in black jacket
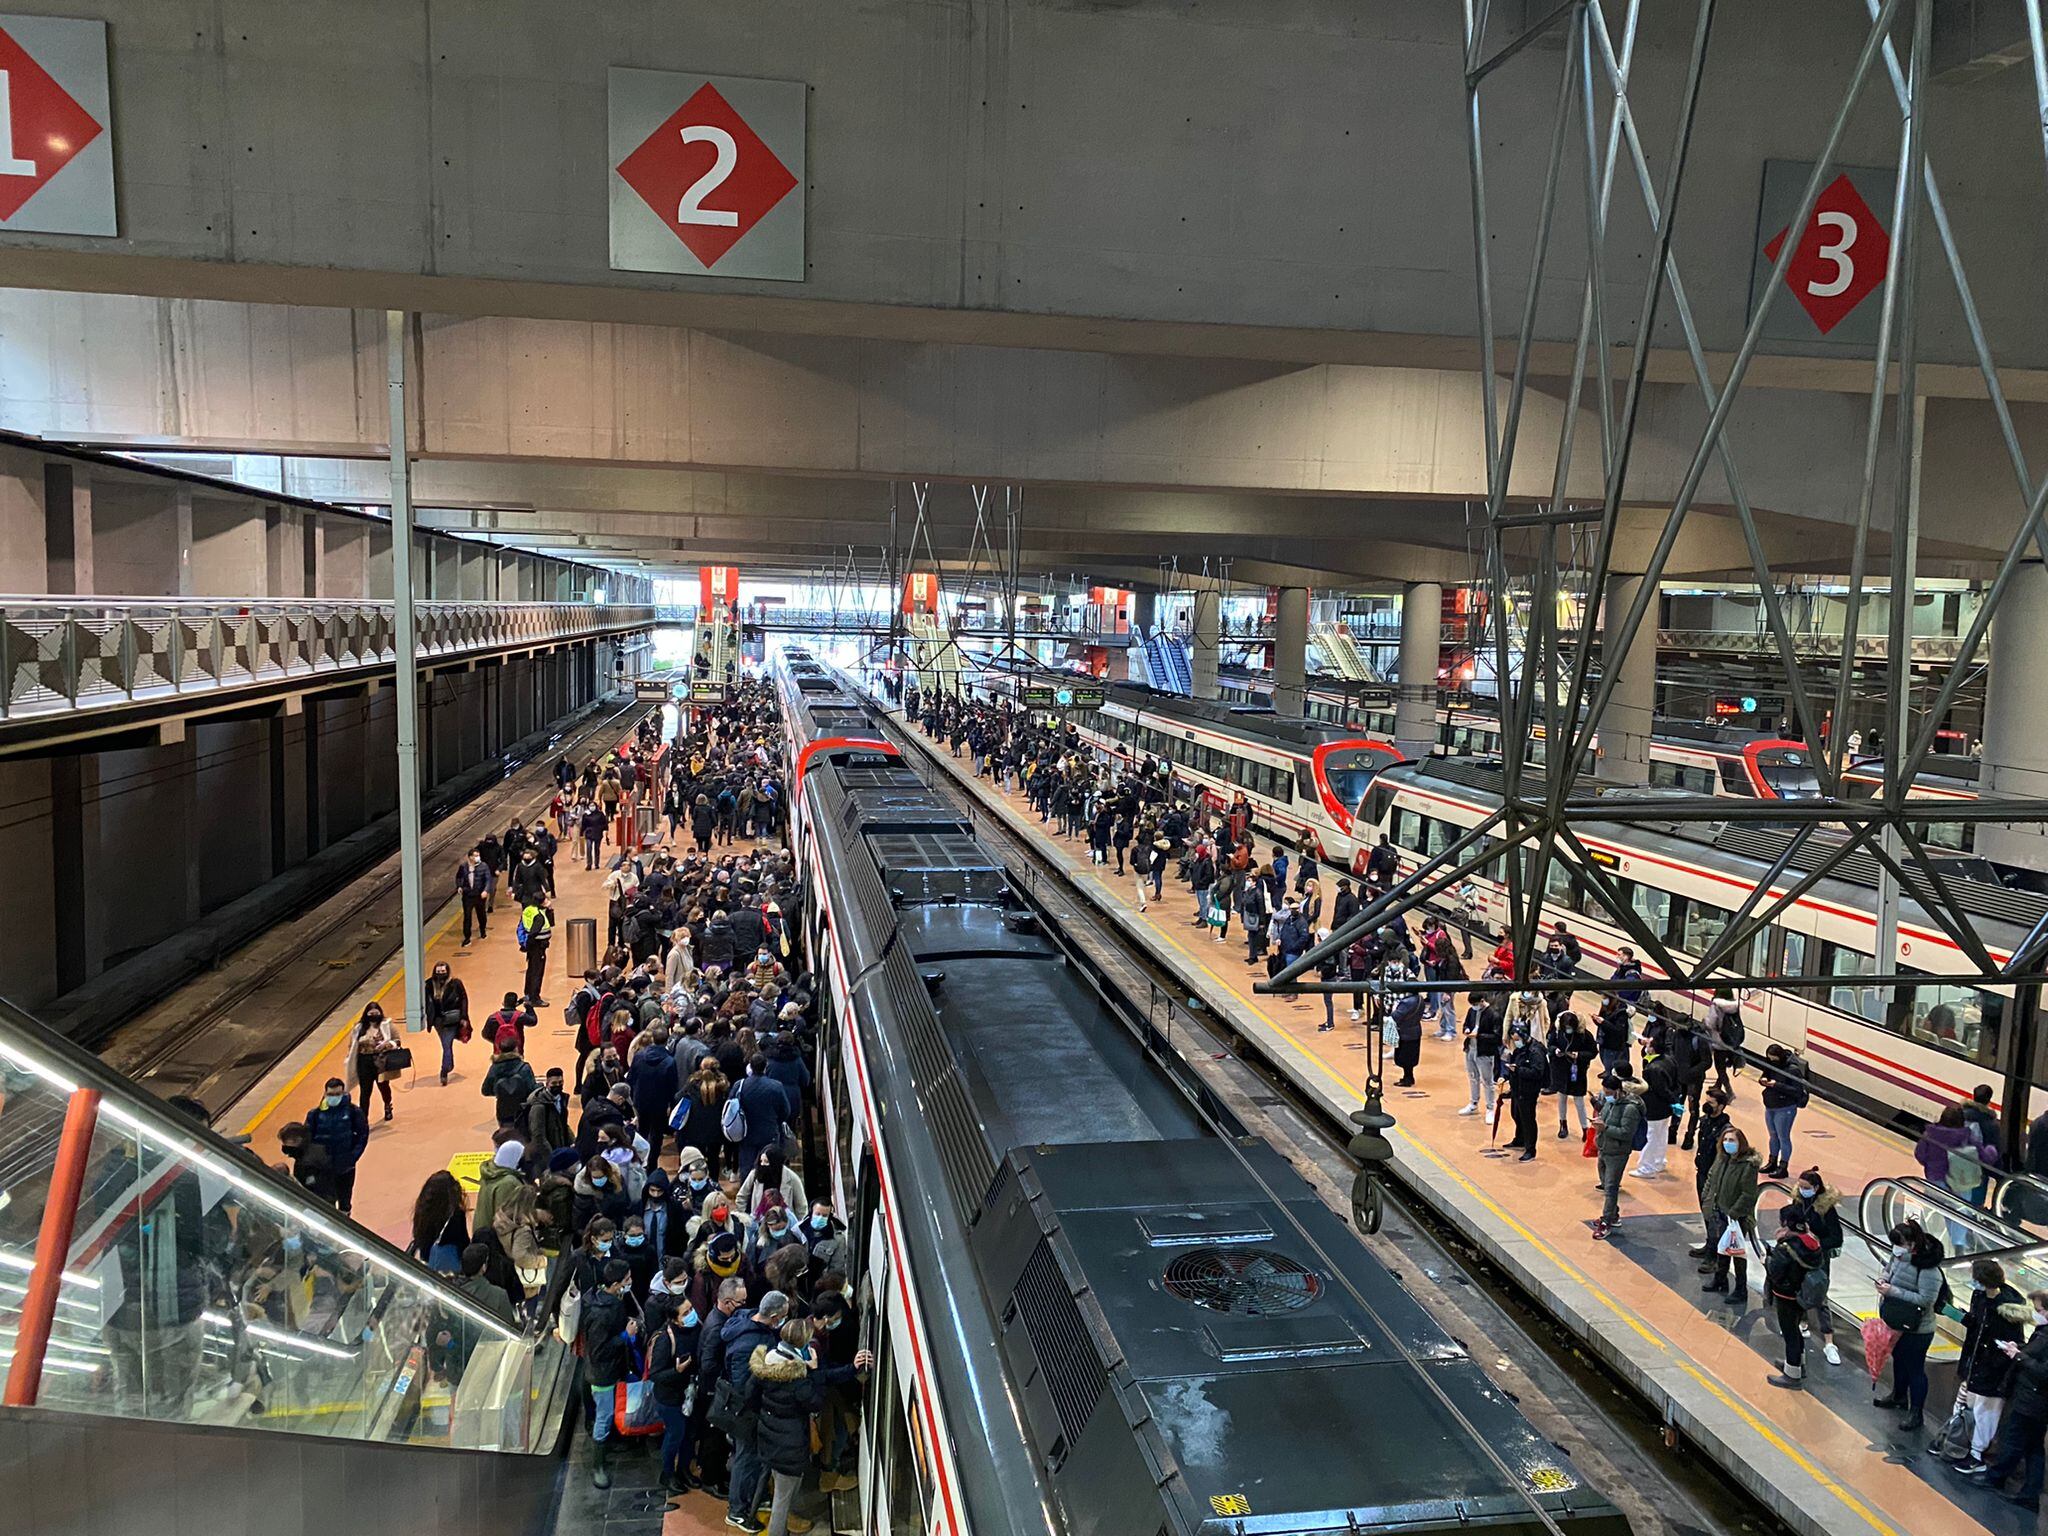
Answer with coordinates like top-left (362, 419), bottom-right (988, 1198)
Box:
top-left (579, 1259), bottom-right (640, 1489)
top-left (1961, 1290), bottom-right (2048, 1511)
top-left (1503, 1024), bottom-right (1549, 1161)
top-left (720, 1290), bottom-right (791, 1526)
top-left (302, 1077), bottom-right (370, 1215)
top-left (691, 1275), bottom-right (748, 1499)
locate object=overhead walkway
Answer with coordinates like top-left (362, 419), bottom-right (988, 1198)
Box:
top-left (0, 997), bottom-right (574, 1535)
top-left (0, 593), bottom-right (655, 754)
top-left (1309, 619), bottom-right (1385, 683)
top-left (885, 701), bottom-right (2030, 1536)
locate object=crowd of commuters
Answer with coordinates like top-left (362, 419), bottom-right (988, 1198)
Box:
top-left (905, 681), bottom-right (2048, 1506)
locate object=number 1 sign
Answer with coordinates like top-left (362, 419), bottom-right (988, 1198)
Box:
top-left (609, 69), bottom-right (805, 282)
top-left (1747, 160), bottom-right (1897, 349)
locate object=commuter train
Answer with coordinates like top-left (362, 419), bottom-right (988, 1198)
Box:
top-left (1357, 756), bottom-right (2037, 1124)
top-left (776, 649), bottom-right (1623, 1536)
top-left (1218, 671), bottom-right (1982, 849)
top-left (950, 668), bottom-right (1407, 876)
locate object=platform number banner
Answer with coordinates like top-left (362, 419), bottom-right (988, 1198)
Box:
top-left (0, 14), bottom-right (113, 236)
top-left (1747, 160), bottom-right (1896, 349)
top-left (609, 68), bottom-right (805, 282)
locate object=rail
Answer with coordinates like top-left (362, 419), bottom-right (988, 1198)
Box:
top-left (0, 595), bottom-right (656, 720)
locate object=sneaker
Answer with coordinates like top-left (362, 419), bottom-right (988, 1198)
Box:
top-left (1952, 1462), bottom-right (1992, 1480)
top-left (1350, 1009), bottom-right (1361, 1022)
top-left (1458, 1103), bottom-right (1479, 1117)
top-left (725, 1518), bottom-right (762, 1532)
top-left (1590, 1221), bottom-right (1611, 1241)
top-left (1823, 1341), bottom-right (1842, 1366)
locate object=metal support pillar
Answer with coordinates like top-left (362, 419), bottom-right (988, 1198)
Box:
top-left (386, 310), bottom-right (428, 1036)
top-left (1395, 581), bottom-right (1442, 760)
top-left (1273, 586), bottom-right (1310, 715)
top-left (2, 1087), bottom-right (100, 1407)
top-left (1594, 574), bottom-right (1653, 785)
top-left (1190, 588), bottom-right (1220, 698)
top-left (1981, 559), bottom-right (2048, 872)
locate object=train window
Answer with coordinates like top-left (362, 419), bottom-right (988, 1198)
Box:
top-left (1886, 972), bottom-right (2003, 1067)
top-left (1820, 943), bottom-right (1884, 1022)
top-left (1541, 857), bottom-right (1580, 912)
top-left (1363, 784), bottom-right (1396, 827)
top-left (1425, 817), bottom-right (1456, 859)
top-left (1685, 766), bottom-right (1718, 794)
top-left (1628, 882), bottom-right (1672, 942)
top-left (1925, 820), bottom-right (1968, 853)
top-left (1293, 761), bottom-right (1313, 803)
top-left (1649, 759), bottom-right (1682, 789)
top-left (1683, 902), bottom-right (1730, 958)
top-left (1717, 757), bottom-right (1754, 796)
top-left (1393, 807), bottom-right (1421, 849)
top-left (1773, 928), bottom-right (1812, 979)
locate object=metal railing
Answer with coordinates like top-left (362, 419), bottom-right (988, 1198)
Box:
top-left (0, 596), bottom-right (656, 720)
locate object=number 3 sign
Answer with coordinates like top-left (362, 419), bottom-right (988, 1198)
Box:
top-left (610, 69), bottom-right (805, 282)
top-left (1748, 161), bottom-right (1896, 347)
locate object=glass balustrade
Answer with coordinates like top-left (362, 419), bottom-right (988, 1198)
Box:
top-left (0, 999), bottom-right (570, 1451)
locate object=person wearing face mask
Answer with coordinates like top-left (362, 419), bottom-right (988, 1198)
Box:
top-left (1874, 1221), bottom-right (1947, 1431)
top-left (301, 1076), bottom-right (370, 1215)
top-left (1699, 1125), bottom-right (1762, 1308)
top-left (802, 1200), bottom-right (849, 1277)
top-left (739, 1146), bottom-right (806, 1222)
top-left (1589, 1070), bottom-right (1644, 1241)
top-left (1947, 1258), bottom-right (2030, 1470)
top-left (1779, 1169), bottom-right (1844, 1364)
top-left (618, 1215), bottom-right (660, 1301)
top-left (1958, 1289), bottom-right (2048, 1511)
top-left (1763, 1218), bottom-right (1827, 1389)
top-left (745, 1195), bottom-right (800, 1280)
top-left (423, 960), bottom-right (471, 1086)
top-left (351, 1003), bottom-right (399, 1122)
top-left (578, 1258), bottom-right (641, 1490)
top-left (648, 1278), bottom-right (702, 1496)
top-left (676, 1151), bottom-right (720, 1215)
top-left (574, 1154), bottom-right (637, 1234)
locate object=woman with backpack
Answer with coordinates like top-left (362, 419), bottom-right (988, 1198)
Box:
top-left (1706, 988), bottom-right (1745, 1096)
top-left (407, 1169), bottom-right (470, 1274)
top-left (1781, 1169), bottom-right (1846, 1365)
top-left (672, 1059), bottom-right (729, 1173)
top-left (1949, 1257), bottom-right (2031, 1470)
top-left (1875, 1221), bottom-right (1948, 1431)
top-left (1763, 1222), bottom-right (1829, 1390)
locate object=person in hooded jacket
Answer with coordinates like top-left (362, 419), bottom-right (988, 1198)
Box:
top-left (1763, 1221), bottom-right (1829, 1390)
top-left (1950, 1258), bottom-right (2033, 1470)
top-left (1700, 1125), bottom-right (1763, 1308)
top-left (745, 1317), bottom-right (870, 1536)
top-left (1590, 1070), bottom-right (1644, 1240)
top-left (1874, 1223), bottom-right (1946, 1431)
top-left (1777, 1168), bottom-right (1845, 1364)
top-left (525, 1067), bottom-right (572, 1166)
top-left (699, 910), bottom-right (737, 973)
top-left (763, 1028), bottom-right (812, 1113)
top-left (1957, 1289), bottom-right (2048, 1511)
top-left (573, 1154), bottom-right (640, 1233)
top-left (627, 1029), bottom-right (678, 1163)
top-left (575, 1079), bottom-right (630, 1162)
top-left (1389, 990), bottom-right (1425, 1087)
top-left (720, 1291), bottom-right (793, 1526)
top-left (647, 1281), bottom-right (702, 1495)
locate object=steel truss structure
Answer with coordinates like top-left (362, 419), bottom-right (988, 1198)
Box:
top-left (868, 480), bottom-right (1032, 687)
top-left (1268, 0), bottom-right (2048, 1025)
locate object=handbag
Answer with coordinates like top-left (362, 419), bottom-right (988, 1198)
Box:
top-left (707, 1374), bottom-right (746, 1436)
top-left (555, 1280), bottom-right (583, 1346)
top-left (614, 1375), bottom-right (662, 1437)
top-left (379, 1045), bottom-right (414, 1072)
top-left (1581, 1125), bottom-right (1598, 1159)
top-left (1878, 1294), bottom-right (1926, 1332)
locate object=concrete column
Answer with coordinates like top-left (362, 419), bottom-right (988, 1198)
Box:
top-left (1595, 574), bottom-right (1655, 786)
top-left (1191, 588), bottom-right (1220, 698)
top-left (1980, 560), bottom-right (2048, 870)
top-left (43, 463), bottom-right (93, 594)
top-left (263, 505), bottom-right (287, 596)
top-left (92, 480), bottom-right (189, 596)
top-left (49, 754), bottom-right (100, 992)
top-left (1273, 586), bottom-right (1309, 716)
top-left (1395, 581), bottom-right (1442, 759)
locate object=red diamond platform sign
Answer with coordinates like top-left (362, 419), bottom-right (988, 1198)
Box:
top-left (609, 69), bottom-right (806, 282)
top-left (0, 23), bottom-right (99, 219)
top-left (1762, 172), bottom-right (1889, 337)
top-left (0, 14), bottom-right (114, 236)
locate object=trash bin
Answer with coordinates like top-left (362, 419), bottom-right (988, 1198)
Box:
top-left (564, 917), bottom-right (597, 978)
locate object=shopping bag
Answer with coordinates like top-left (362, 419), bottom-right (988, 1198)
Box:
top-left (1715, 1222), bottom-right (1750, 1257)
top-left (1581, 1126), bottom-right (1598, 1159)
top-left (614, 1376), bottom-right (661, 1437)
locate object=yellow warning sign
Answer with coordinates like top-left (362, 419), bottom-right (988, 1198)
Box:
top-left (447, 1151), bottom-right (488, 1191)
top-left (1208, 1493), bottom-right (1252, 1517)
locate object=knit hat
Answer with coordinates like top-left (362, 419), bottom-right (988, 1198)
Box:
top-left (492, 1140), bottom-right (526, 1170)
top-left (547, 1147), bottom-right (581, 1173)
top-left (706, 1231), bottom-right (742, 1276)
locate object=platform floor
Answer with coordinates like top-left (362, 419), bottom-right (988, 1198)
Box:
top-left (893, 714), bottom-right (2025, 1536)
top-left (223, 737), bottom-right (805, 1534)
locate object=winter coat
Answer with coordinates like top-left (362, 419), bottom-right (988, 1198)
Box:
top-left (1962, 1284), bottom-right (2032, 1396)
top-left (1547, 1022), bottom-right (1596, 1096)
top-left (483, 1054), bottom-right (539, 1123)
top-left (745, 1343), bottom-right (822, 1476)
top-left (628, 1044), bottom-right (678, 1123)
top-left (1700, 1147), bottom-right (1763, 1232)
top-left (472, 1160), bottom-right (523, 1238)
top-left (2006, 1327), bottom-right (2048, 1419)
top-left (580, 1287), bottom-right (638, 1389)
top-left (1763, 1230), bottom-right (1828, 1310)
top-left (1779, 1186), bottom-right (1844, 1258)
top-left (763, 1034), bottom-right (812, 1112)
top-left (1594, 1083), bottom-right (1645, 1158)
top-left (525, 1085), bottom-right (572, 1161)
top-left (572, 1161), bottom-right (641, 1233)
top-left (1878, 1250), bottom-right (1944, 1336)
top-left (303, 1097), bottom-right (370, 1173)
top-left (649, 1316), bottom-right (700, 1406)
top-left (699, 914), bottom-right (736, 971)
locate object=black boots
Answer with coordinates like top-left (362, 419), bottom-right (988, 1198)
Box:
top-left (591, 1437), bottom-right (612, 1489)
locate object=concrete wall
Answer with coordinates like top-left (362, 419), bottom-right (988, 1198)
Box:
top-left (0, 640), bottom-right (608, 1012)
top-left (0, 2), bottom-right (2039, 371)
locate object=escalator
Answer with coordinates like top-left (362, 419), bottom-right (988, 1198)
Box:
top-left (0, 998), bottom-right (576, 1535)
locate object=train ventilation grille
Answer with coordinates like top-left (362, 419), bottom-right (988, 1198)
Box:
top-left (1162, 1246), bottom-right (1322, 1316)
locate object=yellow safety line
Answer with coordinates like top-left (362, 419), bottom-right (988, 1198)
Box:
top-left (237, 902), bottom-right (467, 1138)
top-left (955, 752), bottom-right (1912, 1536)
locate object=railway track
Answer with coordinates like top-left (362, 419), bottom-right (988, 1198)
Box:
top-left (875, 707), bottom-right (1773, 1536)
top-left (99, 697), bottom-right (655, 1117)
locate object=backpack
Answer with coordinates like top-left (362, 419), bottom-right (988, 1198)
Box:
top-left (1721, 1013), bottom-right (1746, 1049)
top-left (720, 1092), bottom-right (748, 1143)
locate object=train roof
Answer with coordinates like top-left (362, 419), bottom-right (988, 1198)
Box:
top-left (973, 1139), bottom-right (1615, 1534)
top-left (1387, 758), bottom-right (2046, 942)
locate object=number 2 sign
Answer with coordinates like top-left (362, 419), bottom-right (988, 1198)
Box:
top-left (1748, 161), bottom-right (1896, 347)
top-left (610, 69), bottom-right (805, 282)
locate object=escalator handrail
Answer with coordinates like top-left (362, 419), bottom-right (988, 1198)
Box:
top-left (0, 993), bottom-right (528, 1345)
top-left (1863, 1173), bottom-right (2033, 1250)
